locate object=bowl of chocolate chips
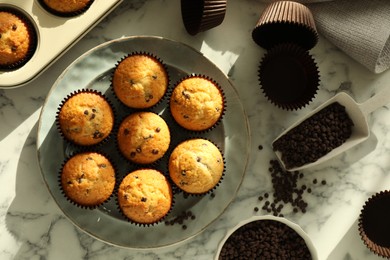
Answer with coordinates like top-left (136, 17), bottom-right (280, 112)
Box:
top-left (215, 215), bottom-right (318, 260)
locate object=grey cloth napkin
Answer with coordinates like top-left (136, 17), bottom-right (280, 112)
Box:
top-left (307, 0), bottom-right (390, 73)
top-left (259, 0), bottom-right (390, 73)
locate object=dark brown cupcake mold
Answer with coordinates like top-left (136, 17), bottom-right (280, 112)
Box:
top-left (358, 190), bottom-right (390, 258)
top-left (181, 0), bottom-right (227, 35)
top-left (252, 0), bottom-right (318, 51)
top-left (258, 43), bottom-right (319, 110)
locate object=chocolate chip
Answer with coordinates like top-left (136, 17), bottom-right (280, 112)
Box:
top-left (93, 131), bottom-right (103, 139)
top-left (182, 90), bottom-right (190, 99)
top-left (141, 197), bottom-right (147, 202)
top-left (152, 149), bottom-right (159, 155)
top-left (196, 157), bottom-right (201, 162)
top-left (130, 152), bottom-right (136, 158)
top-left (86, 157), bottom-right (93, 160)
top-left (181, 170), bottom-right (186, 176)
top-left (98, 164), bottom-right (106, 168)
top-left (258, 145), bottom-right (263, 150)
top-left (152, 75), bottom-right (157, 80)
top-left (155, 127), bottom-right (161, 132)
top-left (11, 46), bottom-right (17, 52)
top-left (67, 181), bottom-right (72, 185)
top-left (92, 108), bottom-right (97, 113)
top-left (136, 147), bottom-right (142, 153)
top-left (12, 24), bottom-right (17, 30)
top-left (84, 110), bottom-right (89, 115)
top-left (183, 115), bottom-right (189, 119)
top-left (90, 114), bottom-right (96, 120)
top-left (124, 128), bottom-right (130, 135)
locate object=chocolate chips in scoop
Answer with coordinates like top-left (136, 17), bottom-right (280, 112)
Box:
top-left (218, 219), bottom-right (311, 260)
top-left (273, 102), bottom-right (354, 169)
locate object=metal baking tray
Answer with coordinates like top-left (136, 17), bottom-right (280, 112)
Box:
top-left (0, 0), bottom-right (123, 88)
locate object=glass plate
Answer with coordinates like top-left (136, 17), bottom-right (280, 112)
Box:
top-left (37, 36), bottom-right (250, 248)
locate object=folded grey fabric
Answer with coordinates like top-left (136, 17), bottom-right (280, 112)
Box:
top-left (259, 0), bottom-right (390, 73)
top-left (307, 0), bottom-right (390, 73)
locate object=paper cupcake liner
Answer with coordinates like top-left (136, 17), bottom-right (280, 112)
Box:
top-left (258, 43), bottom-right (319, 110)
top-left (115, 111), bottom-right (171, 165)
top-left (358, 190), bottom-right (390, 258)
top-left (0, 7), bottom-right (38, 71)
top-left (116, 169), bottom-right (175, 227)
top-left (37, 0), bottom-right (94, 17)
top-left (252, 1), bottom-right (318, 50)
top-left (56, 89), bottom-right (115, 148)
top-left (181, 0), bottom-right (227, 35)
top-left (110, 51), bottom-right (170, 110)
top-left (58, 151), bottom-right (117, 209)
top-left (167, 137), bottom-right (226, 197)
top-left (168, 74), bottom-right (226, 133)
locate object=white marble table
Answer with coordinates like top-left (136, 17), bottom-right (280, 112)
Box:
top-left (1, 1), bottom-right (390, 259)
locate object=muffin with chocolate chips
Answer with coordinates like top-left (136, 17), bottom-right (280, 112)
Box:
top-left (57, 90), bottom-right (114, 146)
top-left (169, 138), bottom-right (224, 195)
top-left (60, 152), bottom-right (116, 208)
top-left (170, 75), bottom-right (224, 131)
top-left (39, 0), bottom-right (94, 17)
top-left (117, 112), bottom-right (170, 164)
top-left (117, 169), bottom-right (173, 225)
top-left (0, 10), bottom-right (36, 70)
top-left (112, 53), bottom-right (169, 109)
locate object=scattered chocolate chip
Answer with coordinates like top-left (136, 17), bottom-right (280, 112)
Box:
top-left (124, 128), bottom-right (130, 135)
top-left (86, 157), bottom-right (93, 160)
top-left (136, 147), bottom-right (142, 153)
top-left (181, 170), bottom-right (186, 176)
top-left (182, 90), bottom-right (190, 99)
top-left (254, 207), bottom-right (259, 212)
top-left (67, 181), bottom-right (72, 185)
top-left (183, 115), bottom-right (189, 119)
top-left (196, 157), bottom-right (201, 162)
top-left (155, 127), bottom-right (161, 132)
top-left (92, 108), bottom-right (97, 113)
top-left (93, 130), bottom-right (103, 139)
top-left (258, 145), bottom-right (263, 150)
top-left (90, 114), bottom-right (96, 120)
top-left (152, 149), bottom-right (159, 155)
top-left (321, 180), bottom-right (327, 185)
top-left (130, 152), bottom-right (136, 158)
top-left (98, 164), bottom-right (106, 168)
top-left (12, 24), bottom-right (17, 30)
top-left (84, 110), bottom-right (89, 115)
top-left (11, 46), bottom-right (17, 52)
top-left (313, 179), bottom-right (317, 184)
top-left (141, 197), bottom-right (147, 202)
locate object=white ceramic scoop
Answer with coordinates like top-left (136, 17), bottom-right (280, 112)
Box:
top-left (273, 87), bottom-right (390, 171)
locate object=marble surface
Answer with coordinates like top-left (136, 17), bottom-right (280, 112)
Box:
top-left (1, 0), bottom-right (390, 259)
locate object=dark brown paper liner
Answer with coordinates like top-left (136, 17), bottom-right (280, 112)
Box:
top-left (168, 74), bottom-right (226, 133)
top-left (358, 190), bottom-right (390, 258)
top-left (167, 137), bottom-right (226, 197)
top-left (116, 169), bottom-right (175, 226)
top-left (0, 7), bottom-right (38, 71)
top-left (37, 0), bottom-right (94, 17)
top-left (56, 89), bottom-right (115, 148)
top-left (258, 43), bottom-right (319, 110)
top-left (110, 51), bottom-right (170, 110)
top-left (58, 151), bottom-right (117, 209)
top-left (252, 1), bottom-right (318, 50)
top-left (181, 0), bottom-right (227, 35)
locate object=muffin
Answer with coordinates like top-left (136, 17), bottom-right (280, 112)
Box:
top-left (0, 9), bottom-right (36, 70)
top-left (39, 0), bottom-right (94, 17)
top-left (170, 75), bottom-right (224, 131)
top-left (252, 0), bottom-right (318, 50)
top-left (117, 169), bottom-right (173, 225)
top-left (259, 43), bottom-right (319, 110)
top-left (181, 0), bottom-right (227, 35)
top-left (117, 112), bottom-right (170, 164)
top-left (112, 53), bottom-right (169, 109)
top-left (358, 190), bottom-right (390, 258)
top-left (169, 138), bottom-right (224, 195)
top-left (57, 90), bottom-right (114, 146)
top-left (60, 152), bottom-right (116, 207)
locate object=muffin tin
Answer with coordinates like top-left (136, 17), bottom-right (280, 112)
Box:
top-left (0, 0), bottom-right (123, 88)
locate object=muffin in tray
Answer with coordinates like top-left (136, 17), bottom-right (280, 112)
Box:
top-left (57, 90), bottom-right (114, 146)
top-left (169, 138), bottom-right (224, 195)
top-left (39, 0), bottom-right (94, 17)
top-left (0, 9), bottom-right (37, 70)
top-left (112, 53), bottom-right (169, 109)
top-left (60, 152), bottom-right (116, 208)
top-left (170, 75), bottom-right (225, 131)
top-left (117, 112), bottom-right (170, 164)
top-left (117, 169), bottom-right (173, 225)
